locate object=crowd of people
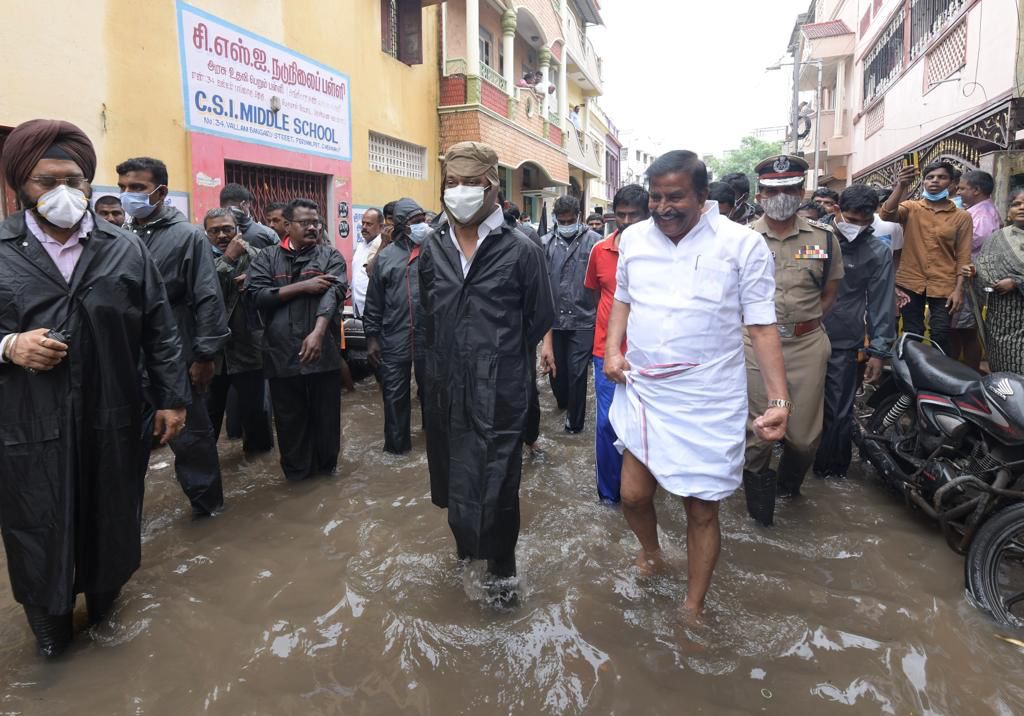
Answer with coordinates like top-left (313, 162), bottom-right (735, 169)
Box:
top-left (1, 116), bottom-right (1022, 660)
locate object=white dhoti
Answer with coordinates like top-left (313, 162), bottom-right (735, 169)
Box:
top-left (609, 350), bottom-right (747, 501)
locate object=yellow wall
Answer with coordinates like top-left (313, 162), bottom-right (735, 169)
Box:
top-left (0, 1), bottom-right (440, 211)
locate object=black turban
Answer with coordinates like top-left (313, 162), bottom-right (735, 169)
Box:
top-left (0, 119), bottom-right (97, 190)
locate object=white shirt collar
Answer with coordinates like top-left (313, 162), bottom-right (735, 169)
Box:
top-left (448, 206), bottom-right (505, 274)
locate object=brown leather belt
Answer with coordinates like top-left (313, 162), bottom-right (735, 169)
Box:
top-left (777, 318), bottom-right (820, 339)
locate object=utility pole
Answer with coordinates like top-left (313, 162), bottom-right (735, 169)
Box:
top-left (789, 33), bottom-right (801, 155)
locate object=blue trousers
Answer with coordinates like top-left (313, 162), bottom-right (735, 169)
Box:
top-left (593, 356), bottom-right (623, 502)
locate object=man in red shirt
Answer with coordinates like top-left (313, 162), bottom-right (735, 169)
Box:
top-left (584, 184), bottom-right (650, 502)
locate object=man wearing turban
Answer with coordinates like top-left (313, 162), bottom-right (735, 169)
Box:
top-left (0, 119), bottom-right (190, 657)
top-left (418, 142), bottom-right (555, 604)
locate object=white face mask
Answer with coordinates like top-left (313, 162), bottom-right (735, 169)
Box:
top-left (835, 221), bottom-right (866, 242)
top-left (408, 222), bottom-right (430, 245)
top-left (444, 185), bottom-right (487, 224)
top-left (35, 184), bottom-right (89, 229)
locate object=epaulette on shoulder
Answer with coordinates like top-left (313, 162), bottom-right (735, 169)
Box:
top-left (807, 219), bottom-right (833, 232)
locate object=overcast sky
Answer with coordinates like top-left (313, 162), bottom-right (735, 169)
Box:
top-left (590, 0), bottom-right (813, 157)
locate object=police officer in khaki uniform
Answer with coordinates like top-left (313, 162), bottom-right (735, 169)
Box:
top-left (743, 155), bottom-right (844, 525)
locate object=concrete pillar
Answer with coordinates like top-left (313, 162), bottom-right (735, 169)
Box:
top-left (833, 60), bottom-right (846, 139)
top-left (539, 47), bottom-right (552, 117)
top-left (501, 9), bottom-right (516, 96)
top-left (465, 0), bottom-right (480, 102)
top-left (557, 56), bottom-right (568, 131)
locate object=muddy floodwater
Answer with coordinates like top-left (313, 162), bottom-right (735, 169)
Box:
top-left (1, 377), bottom-right (1023, 714)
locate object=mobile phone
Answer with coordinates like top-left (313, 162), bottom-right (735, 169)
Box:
top-left (902, 151), bottom-right (920, 172)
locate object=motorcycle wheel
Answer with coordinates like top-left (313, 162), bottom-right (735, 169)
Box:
top-left (964, 502), bottom-right (1024, 626)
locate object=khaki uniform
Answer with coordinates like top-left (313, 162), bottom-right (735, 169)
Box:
top-left (745, 216), bottom-right (844, 489)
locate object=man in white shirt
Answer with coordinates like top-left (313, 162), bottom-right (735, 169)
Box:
top-left (351, 207), bottom-right (382, 316)
top-left (604, 150), bottom-right (790, 617)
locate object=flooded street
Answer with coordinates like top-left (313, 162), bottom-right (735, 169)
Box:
top-left (1, 377), bottom-right (1023, 715)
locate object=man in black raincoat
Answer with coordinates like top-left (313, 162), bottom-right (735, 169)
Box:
top-left (220, 182), bottom-right (280, 249)
top-left (118, 157), bottom-right (229, 517)
top-left (202, 208), bottom-right (274, 453)
top-left (363, 198), bottom-right (429, 454)
top-left (0, 119), bottom-right (189, 657)
top-left (813, 184), bottom-right (896, 479)
top-left (246, 198), bottom-right (348, 481)
top-left (419, 142), bottom-right (554, 586)
top-left (540, 195), bottom-right (602, 433)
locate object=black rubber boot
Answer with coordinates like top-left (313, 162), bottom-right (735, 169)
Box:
top-left (776, 451), bottom-right (807, 498)
top-left (86, 589), bottom-right (121, 626)
top-left (23, 606), bottom-right (73, 659)
top-left (743, 469), bottom-right (777, 527)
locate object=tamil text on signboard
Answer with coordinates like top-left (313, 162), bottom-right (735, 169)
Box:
top-left (176, 2), bottom-right (351, 160)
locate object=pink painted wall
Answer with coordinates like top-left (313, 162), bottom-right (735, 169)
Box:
top-left (188, 131), bottom-right (353, 267)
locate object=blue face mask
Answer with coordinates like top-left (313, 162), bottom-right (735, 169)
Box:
top-left (121, 188), bottom-right (161, 219)
top-left (556, 223), bottom-right (579, 238)
top-left (923, 188), bottom-right (950, 202)
top-left (408, 222), bottom-right (430, 245)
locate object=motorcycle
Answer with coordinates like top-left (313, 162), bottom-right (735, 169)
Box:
top-left (854, 334), bottom-right (1024, 627)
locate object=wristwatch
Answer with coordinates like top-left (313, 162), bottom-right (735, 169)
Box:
top-left (768, 399), bottom-right (793, 414)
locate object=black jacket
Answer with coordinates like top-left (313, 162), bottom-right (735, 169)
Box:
top-left (213, 244), bottom-right (263, 374)
top-left (126, 206), bottom-right (229, 363)
top-left (542, 226), bottom-right (602, 330)
top-left (362, 235), bottom-right (424, 361)
top-left (419, 221), bottom-right (555, 560)
top-left (0, 211), bottom-right (189, 612)
top-left (823, 229), bottom-right (897, 356)
top-left (237, 215), bottom-right (280, 249)
top-left (246, 243), bottom-right (348, 378)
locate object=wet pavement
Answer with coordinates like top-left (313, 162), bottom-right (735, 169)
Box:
top-left (1, 377), bottom-right (1023, 714)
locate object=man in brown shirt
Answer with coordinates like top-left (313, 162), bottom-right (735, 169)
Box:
top-left (880, 160), bottom-right (972, 355)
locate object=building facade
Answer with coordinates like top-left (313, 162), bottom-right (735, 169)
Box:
top-left (786, 0), bottom-right (1024, 209)
top-left (0, 0), bottom-right (445, 268)
top-left (437, 0), bottom-right (606, 223)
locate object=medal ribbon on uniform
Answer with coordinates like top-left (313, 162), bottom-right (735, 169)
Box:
top-left (795, 244), bottom-right (827, 259)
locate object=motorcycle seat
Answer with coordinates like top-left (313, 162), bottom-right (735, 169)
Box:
top-left (903, 339), bottom-right (981, 396)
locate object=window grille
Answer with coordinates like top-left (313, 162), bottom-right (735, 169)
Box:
top-left (224, 162), bottom-right (329, 225)
top-left (910, 0), bottom-right (967, 60)
top-left (925, 19), bottom-right (967, 86)
top-left (480, 27), bottom-right (494, 69)
top-left (382, 0), bottom-right (399, 58)
top-left (865, 100), bottom-right (885, 138)
top-left (368, 132), bottom-right (427, 180)
top-left (863, 13), bottom-right (905, 103)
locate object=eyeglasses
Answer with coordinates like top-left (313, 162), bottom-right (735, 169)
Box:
top-left (289, 219), bottom-right (323, 228)
top-left (30, 175), bottom-right (90, 190)
top-left (206, 226), bottom-right (238, 237)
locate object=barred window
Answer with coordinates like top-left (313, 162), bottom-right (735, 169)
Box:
top-left (910, 0), bottom-right (967, 60)
top-left (380, 0), bottom-right (422, 65)
top-left (369, 132), bottom-right (427, 180)
top-left (863, 12), bottom-right (905, 104)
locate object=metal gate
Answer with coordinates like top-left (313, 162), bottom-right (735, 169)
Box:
top-left (224, 161), bottom-right (330, 226)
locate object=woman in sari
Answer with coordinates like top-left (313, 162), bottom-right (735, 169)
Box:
top-left (970, 187), bottom-right (1024, 373)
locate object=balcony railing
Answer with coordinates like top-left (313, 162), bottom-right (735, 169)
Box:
top-left (566, 122), bottom-right (600, 175)
top-left (480, 63), bottom-right (507, 92)
top-left (565, 13), bottom-right (603, 86)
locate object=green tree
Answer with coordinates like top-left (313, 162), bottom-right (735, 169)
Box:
top-left (706, 135), bottom-right (784, 195)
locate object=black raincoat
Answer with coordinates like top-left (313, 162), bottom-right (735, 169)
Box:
top-left (237, 215), bottom-right (279, 250)
top-left (363, 234), bottom-right (424, 362)
top-left (246, 243), bottom-right (348, 377)
top-left (0, 211), bottom-right (189, 613)
top-left (126, 205), bottom-right (229, 363)
top-left (418, 220), bottom-right (555, 561)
